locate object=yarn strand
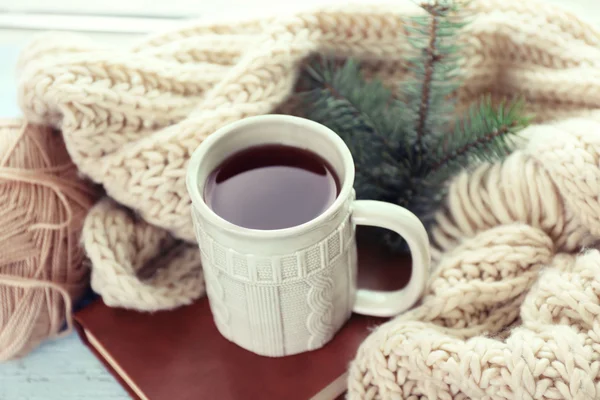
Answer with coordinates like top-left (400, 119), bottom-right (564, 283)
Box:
top-left (0, 169), bottom-right (74, 230)
top-left (0, 275), bottom-right (74, 333)
top-left (0, 121), bottom-right (97, 361)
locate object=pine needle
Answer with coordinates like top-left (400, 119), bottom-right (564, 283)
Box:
top-left (427, 97), bottom-right (530, 183)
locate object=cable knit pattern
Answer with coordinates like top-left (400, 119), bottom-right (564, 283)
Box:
top-left (14, 0), bottom-right (600, 395)
top-left (306, 272), bottom-right (336, 350)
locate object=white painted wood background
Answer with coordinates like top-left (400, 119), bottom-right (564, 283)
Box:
top-left (0, 0), bottom-right (598, 399)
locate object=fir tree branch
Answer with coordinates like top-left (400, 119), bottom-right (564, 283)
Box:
top-left (292, 1), bottom-right (532, 255)
top-left (427, 97), bottom-right (530, 178)
top-left (429, 125), bottom-right (512, 172)
top-left (400, 0), bottom-right (464, 157)
top-left (320, 79), bottom-right (392, 149)
top-left (414, 3), bottom-right (441, 147)
top-left (301, 58), bottom-right (404, 168)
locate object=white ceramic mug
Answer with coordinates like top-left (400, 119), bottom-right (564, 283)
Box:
top-left (186, 115), bottom-right (430, 357)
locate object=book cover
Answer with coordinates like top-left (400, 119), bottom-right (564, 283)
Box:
top-left (73, 236), bottom-right (411, 400)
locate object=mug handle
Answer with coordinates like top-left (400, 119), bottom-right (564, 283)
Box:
top-left (351, 200), bottom-right (430, 317)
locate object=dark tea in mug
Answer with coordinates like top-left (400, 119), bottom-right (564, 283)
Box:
top-left (204, 144), bottom-right (340, 230)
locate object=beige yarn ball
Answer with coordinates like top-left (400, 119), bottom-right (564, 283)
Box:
top-left (0, 119), bottom-right (99, 361)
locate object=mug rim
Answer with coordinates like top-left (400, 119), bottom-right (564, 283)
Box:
top-left (186, 114), bottom-right (355, 239)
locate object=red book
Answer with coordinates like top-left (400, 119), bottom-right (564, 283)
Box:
top-left (74, 235), bottom-right (411, 400)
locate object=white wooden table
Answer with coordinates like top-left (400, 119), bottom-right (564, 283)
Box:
top-left (0, 0), bottom-right (597, 399)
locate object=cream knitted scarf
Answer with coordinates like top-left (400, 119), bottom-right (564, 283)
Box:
top-left (16, 0), bottom-right (600, 398)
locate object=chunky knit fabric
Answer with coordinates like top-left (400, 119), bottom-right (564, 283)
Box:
top-left (15, 0), bottom-right (600, 397)
top-left (348, 121), bottom-right (600, 398)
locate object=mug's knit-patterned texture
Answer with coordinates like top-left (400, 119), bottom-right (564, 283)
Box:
top-left (193, 204), bottom-right (358, 357)
top-left (14, 0), bottom-right (600, 396)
